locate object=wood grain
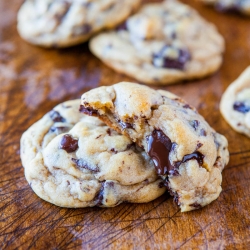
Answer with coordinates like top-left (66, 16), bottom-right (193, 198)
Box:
top-left (1, 1), bottom-right (250, 249)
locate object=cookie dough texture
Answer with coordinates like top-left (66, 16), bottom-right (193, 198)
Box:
top-left (220, 66), bottom-right (250, 137)
top-left (90, 0), bottom-right (224, 85)
top-left (17, 0), bottom-right (141, 48)
top-left (81, 82), bottom-right (229, 212)
top-left (202, 0), bottom-right (250, 15)
top-left (20, 100), bottom-right (166, 208)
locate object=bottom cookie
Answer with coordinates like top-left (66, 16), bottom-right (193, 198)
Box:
top-left (20, 100), bottom-right (166, 208)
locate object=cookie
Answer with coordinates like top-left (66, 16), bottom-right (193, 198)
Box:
top-left (202, 0), bottom-right (250, 15)
top-left (17, 0), bottom-right (141, 48)
top-left (80, 82), bottom-right (229, 212)
top-left (20, 100), bottom-right (166, 208)
top-left (89, 0), bottom-right (224, 85)
top-left (220, 66), bottom-right (250, 137)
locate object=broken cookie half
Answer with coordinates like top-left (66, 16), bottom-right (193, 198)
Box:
top-left (80, 82), bottom-right (229, 212)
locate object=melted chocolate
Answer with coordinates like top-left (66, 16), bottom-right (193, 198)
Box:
top-left (59, 134), bottom-right (78, 153)
top-left (79, 105), bottom-right (99, 116)
top-left (153, 46), bottom-right (191, 70)
top-left (71, 158), bottom-right (99, 172)
top-left (147, 130), bottom-right (205, 177)
top-left (182, 152), bottom-right (204, 166)
top-left (147, 130), bottom-right (174, 175)
top-left (49, 110), bottom-right (66, 122)
top-left (233, 101), bottom-right (250, 113)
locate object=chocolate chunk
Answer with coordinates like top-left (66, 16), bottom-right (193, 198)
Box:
top-left (182, 152), bottom-right (204, 166)
top-left (196, 142), bottom-right (203, 149)
top-left (116, 21), bottom-right (127, 31)
top-left (183, 104), bottom-right (192, 109)
top-left (107, 128), bottom-right (111, 136)
top-left (50, 126), bottom-right (70, 135)
top-left (95, 183), bottom-right (104, 206)
top-left (153, 46), bottom-right (191, 70)
top-left (71, 158), bottom-right (99, 172)
top-left (117, 119), bottom-right (134, 130)
top-left (174, 151), bottom-right (204, 168)
top-left (110, 148), bottom-right (118, 154)
top-left (49, 110), bottom-right (66, 122)
top-left (200, 129), bottom-right (207, 136)
top-left (233, 101), bottom-right (250, 113)
top-left (147, 129), bottom-right (175, 175)
top-left (79, 105), bottom-right (99, 116)
top-left (75, 24), bottom-right (92, 35)
top-left (189, 202), bottom-right (202, 209)
top-left (59, 134), bottom-right (78, 153)
top-left (189, 120), bottom-right (200, 130)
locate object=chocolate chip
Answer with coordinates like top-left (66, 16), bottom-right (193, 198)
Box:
top-left (189, 120), bottom-right (200, 130)
top-left (59, 134), bottom-right (78, 153)
top-left (153, 46), bottom-right (191, 70)
top-left (196, 142), bottom-right (203, 149)
top-left (189, 202), bottom-right (202, 209)
top-left (74, 24), bottom-right (92, 35)
top-left (158, 181), bottom-right (165, 188)
top-left (116, 21), bottom-right (127, 31)
top-left (49, 110), bottom-right (66, 122)
top-left (117, 119), bottom-right (134, 130)
top-left (50, 126), bottom-right (70, 135)
top-left (110, 148), bottom-right (118, 154)
top-left (147, 129), bottom-right (174, 175)
top-left (95, 182), bottom-right (105, 206)
top-left (183, 104), bottom-right (192, 109)
top-left (233, 101), bottom-right (250, 113)
top-left (71, 158), bottom-right (99, 172)
top-left (200, 129), bottom-right (207, 136)
top-left (79, 105), bottom-right (99, 116)
top-left (107, 128), bottom-right (111, 136)
top-left (182, 152), bottom-right (204, 166)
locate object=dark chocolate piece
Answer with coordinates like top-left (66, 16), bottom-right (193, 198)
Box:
top-left (189, 120), bottom-right (200, 130)
top-left (79, 105), bottom-right (99, 116)
top-left (49, 110), bottom-right (66, 122)
top-left (59, 134), bottom-right (78, 153)
top-left (117, 119), bottom-right (134, 130)
top-left (189, 202), bottom-right (202, 209)
top-left (50, 126), bottom-right (70, 135)
top-left (71, 158), bottom-right (99, 172)
top-left (153, 46), bottom-right (191, 70)
top-left (233, 101), bottom-right (250, 113)
top-left (147, 129), bottom-right (174, 175)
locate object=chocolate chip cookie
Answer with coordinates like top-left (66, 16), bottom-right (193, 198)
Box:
top-left (17, 0), bottom-right (141, 48)
top-left (202, 0), bottom-right (250, 15)
top-left (220, 66), bottom-right (250, 137)
top-left (80, 82), bottom-right (229, 212)
top-left (20, 100), bottom-right (166, 207)
top-left (89, 0), bottom-right (224, 85)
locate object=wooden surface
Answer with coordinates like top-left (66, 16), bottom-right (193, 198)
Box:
top-left (1, 1), bottom-right (250, 249)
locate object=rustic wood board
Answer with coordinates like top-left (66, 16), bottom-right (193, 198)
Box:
top-left (1, 0), bottom-right (250, 249)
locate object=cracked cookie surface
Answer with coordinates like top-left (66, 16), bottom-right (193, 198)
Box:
top-left (80, 82), bottom-right (229, 212)
top-left (90, 0), bottom-right (224, 85)
top-left (220, 66), bottom-right (250, 137)
top-left (20, 100), bottom-right (166, 208)
top-left (17, 0), bottom-right (141, 48)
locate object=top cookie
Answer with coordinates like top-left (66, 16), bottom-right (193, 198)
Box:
top-left (90, 0), bottom-right (225, 85)
top-left (202, 0), bottom-right (250, 15)
top-left (80, 82), bottom-right (229, 211)
top-left (220, 66), bottom-right (250, 137)
top-left (20, 99), bottom-right (166, 208)
top-left (17, 0), bottom-right (141, 48)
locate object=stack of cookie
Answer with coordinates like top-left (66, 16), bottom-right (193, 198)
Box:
top-left (21, 0), bottom-right (250, 212)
